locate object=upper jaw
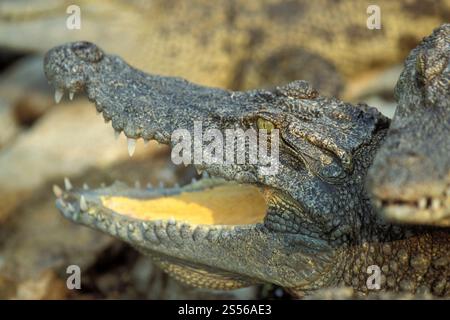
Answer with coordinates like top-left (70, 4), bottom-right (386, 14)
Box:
top-left (44, 44), bottom-right (89, 99)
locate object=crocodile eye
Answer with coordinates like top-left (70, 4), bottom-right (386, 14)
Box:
top-left (72, 41), bottom-right (104, 63)
top-left (257, 118), bottom-right (275, 133)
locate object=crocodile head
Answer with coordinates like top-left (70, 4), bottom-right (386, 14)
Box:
top-left (368, 24), bottom-right (450, 227)
top-left (44, 42), bottom-right (389, 293)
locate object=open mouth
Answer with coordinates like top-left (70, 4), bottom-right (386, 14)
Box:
top-left (53, 150), bottom-right (271, 240)
top-left (54, 176), bottom-right (268, 227)
top-left (49, 78), bottom-right (277, 238)
top-left (99, 182), bottom-right (267, 226)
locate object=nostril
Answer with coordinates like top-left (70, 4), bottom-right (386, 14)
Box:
top-left (71, 41), bottom-right (103, 62)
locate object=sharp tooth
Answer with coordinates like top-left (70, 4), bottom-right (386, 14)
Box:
top-left (64, 177), bottom-right (72, 191)
top-left (431, 198), bottom-right (441, 210)
top-left (127, 138), bottom-right (136, 157)
top-left (196, 168), bottom-right (203, 175)
top-left (53, 185), bottom-right (63, 198)
top-left (146, 183), bottom-right (153, 189)
top-left (54, 89), bottom-right (64, 103)
top-left (135, 181), bottom-right (141, 188)
top-left (83, 183), bottom-right (89, 190)
top-left (67, 203), bottom-right (75, 212)
top-left (69, 91), bottom-right (75, 100)
top-left (114, 131), bottom-right (121, 140)
top-left (418, 198), bottom-right (427, 209)
top-left (80, 196), bottom-right (88, 211)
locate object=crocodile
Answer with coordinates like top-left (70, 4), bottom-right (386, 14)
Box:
top-left (43, 25), bottom-right (449, 297)
top-left (2, 0), bottom-right (450, 97)
top-left (368, 25), bottom-right (450, 227)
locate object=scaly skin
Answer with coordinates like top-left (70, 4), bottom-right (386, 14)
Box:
top-left (2, 0), bottom-right (450, 96)
top-left (43, 32), bottom-right (449, 297)
top-left (368, 24), bottom-right (450, 227)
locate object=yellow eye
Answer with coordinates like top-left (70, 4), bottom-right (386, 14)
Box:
top-left (257, 118), bottom-right (275, 133)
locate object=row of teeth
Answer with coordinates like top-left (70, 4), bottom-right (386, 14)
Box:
top-left (53, 178), bottom-right (89, 211)
top-left (52, 178), bottom-right (87, 211)
top-left (378, 192), bottom-right (450, 211)
top-left (117, 129), bottom-right (168, 157)
top-left (54, 88), bottom-right (74, 103)
top-left (54, 88), bottom-right (165, 157)
top-left (53, 171), bottom-right (211, 208)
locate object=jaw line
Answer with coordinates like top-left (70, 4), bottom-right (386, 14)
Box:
top-left (56, 179), bottom-right (263, 286)
top-left (54, 175), bottom-right (334, 288)
top-left (55, 178), bottom-right (268, 246)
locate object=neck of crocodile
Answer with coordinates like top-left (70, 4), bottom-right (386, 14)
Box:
top-left (335, 197), bottom-right (449, 296)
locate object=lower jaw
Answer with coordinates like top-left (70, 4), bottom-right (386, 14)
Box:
top-left (54, 177), bottom-right (334, 289)
top-left (55, 177), bottom-right (269, 249)
top-left (56, 185), bottom-right (273, 285)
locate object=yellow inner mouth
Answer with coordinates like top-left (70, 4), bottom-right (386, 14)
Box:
top-left (101, 183), bottom-right (267, 225)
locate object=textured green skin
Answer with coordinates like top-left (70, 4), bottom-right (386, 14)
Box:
top-left (44, 27), bottom-right (449, 297)
top-left (368, 24), bottom-right (450, 227)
